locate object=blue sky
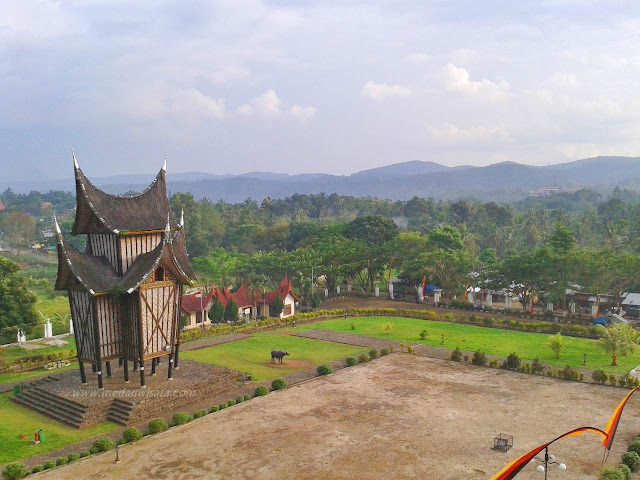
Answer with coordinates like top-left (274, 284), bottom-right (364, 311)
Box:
top-left (1, 1), bottom-right (639, 179)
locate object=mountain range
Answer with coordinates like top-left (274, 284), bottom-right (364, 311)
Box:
top-left (3, 156), bottom-right (640, 203)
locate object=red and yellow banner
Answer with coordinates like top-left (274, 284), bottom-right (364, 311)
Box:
top-left (603, 386), bottom-right (639, 450)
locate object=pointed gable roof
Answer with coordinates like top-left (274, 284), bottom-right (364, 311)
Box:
top-left (0, 200), bottom-right (5, 211)
top-left (72, 160), bottom-right (179, 235)
top-left (181, 289), bottom-right (216, 314)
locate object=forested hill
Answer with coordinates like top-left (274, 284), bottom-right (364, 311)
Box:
top-left (3, 156), bottom-right (640, 202)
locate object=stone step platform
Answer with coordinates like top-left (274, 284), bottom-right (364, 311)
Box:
top-left (12, 384), bottom-right (87, 428)
top-left (106, 399), bottom-right (133, 426)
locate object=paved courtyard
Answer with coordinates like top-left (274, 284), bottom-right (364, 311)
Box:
top-left (42, 354), bottom-right (640, 480)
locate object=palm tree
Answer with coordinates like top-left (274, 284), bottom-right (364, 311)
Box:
top-left (598, 323), bottom-right (639, 366)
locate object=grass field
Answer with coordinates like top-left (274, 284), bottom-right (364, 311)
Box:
top-left (296, 316), bottom-right (640, 374)
top-left (34, 292), bottom-right (71, 320)
top-left (0, 365), bottom-right (76, 386)
top-left (182, 332), bottom-right (366, 381)
top-left (0, 392), bottom-right (117, 465)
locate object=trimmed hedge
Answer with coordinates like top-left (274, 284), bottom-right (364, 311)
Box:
top-left (271, 377), bottom-right (287, 390)
top-left (56, 457), bottom-right (68, 466)
top-left (43, 460), bottom-right (56, 470)
top-left (31, 465), bottom-right (43, 474)
top-left (243, 394), bottom-right (251, 401)
top-left (122, 427), bottom-right (142, 443)
top-left (172, 412), bottom-right (190, 426)
top-left (254, 385), bottom-right (269, 397)
top-left (317, 364), bottom-right (333, 375)
top-left (1, 463), bottom-right (27, 480)
top-left (147, 418), bottom-right (168, 434)
top-left (358, 353), bottom-right (370, 363)
top-left (380, 347), bottom-right (391, 356)
top-left (346, 356), bottom-right (357, 366)
top-left (92, 437), bottom-right (115, 452)
top-left (621, 452), bottom-right (640, 472)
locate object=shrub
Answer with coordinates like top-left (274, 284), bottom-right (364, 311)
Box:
top-left (610, 375), bottom-right (618, 386)
top-left (79, 451), bottom-right (90, 458)
top-left (419, 329), bottom-right (428, 340)
top-left (407, 345), bottom-right (414, 354)
top-left (380, 348), bottom-right (390, 356)
top-left (210, 406), bottom-right (219, 413)
top-left (531, 356), bottom-right (545, 374)
top-left (227, 400), bottom-right (236, 407)
top-left (593, 370), bottom-right (608, 384)
top-left (471, 351), bottom-right (487, 366)
top-left (317, 364), bottom-right (333, 375)
top-left (67, 452), bottom-right (80, 462)
top-left (56, 457), bottom-right (68, 466)
top-left (193, 409), bottom-right (208, 419)
top-left (506, 353), bottom-right (521, 371)
top-left (346, 356), bottom-right (358, 366)
top-left (243, 394), bottom-right (251, 401)
top-left (172, 412), bottom-right (190, 426)
top-left (219, 403), bottom-right (227, 409)
top-left (43, 460), bottom-right (56, 470)
top-left (236, 395), bottom-right (244, 403)
top-left (600, 466), bottom-right (624, 480)
top-left (451, 347), bottom-right (462, 362)
top-left (2, 463), bottom-right (27, 480)
top-left (627, 440), bottom-right (640, 455)
top-left (622, 452), bottom-right (640, 472)
top-left (122, 427), bottom-right (142, 443)
top-left (369, 349), bottom-right (378, 359)
top-left (615, 463), bottom-right (632, 480)
top-left (358, 353), bottom-right (370, 363)
top-left (489, 359), bottom-right (498, 368)
top-left (147, 418), bottom-right (168, 434)
top-left (92, 437), bottom-right (116, 452)
top-left (32, 466), bottom-right (43, 474)
top-left (561, 365), bottom-right (579, 381)
top-left (254, 385), bottom-right (269, 397)
top-left (271, 377), bottom-right (287, 390)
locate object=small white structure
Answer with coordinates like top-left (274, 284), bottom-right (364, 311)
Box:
top-left (417, 288), bottom-right (424, 302)
top-left (347, 283), bottom-right (352, 293)
top-left (69, 318), bottom-right (74, 334)
top-left (467, 289), bottom-right (474, 304)
top-left (504, 294), bottom-right (511, 309)
top-left (591, 303), bottom-right (599, 317)
top-left (388, 282), bottom-right (394, 300)
top-left (486, 293), bottom-right (493, 307)
top-left (433, 290), bottom-right (441, 306)
top-left (569, 302), bottom-right (576, 314)
top-left (43, 319), bottom-right (53, 339)
top-left (324, 288), bottom-right (329, 298)
top-left (374, 286), bottom-right (379, 297)
top-left (547, 302), bottom-right (554, 312)
top-left (336, 286), bottom-right (341, 295)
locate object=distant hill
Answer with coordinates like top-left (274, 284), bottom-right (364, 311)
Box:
top-left (3, 156), bottom-right (640, 203)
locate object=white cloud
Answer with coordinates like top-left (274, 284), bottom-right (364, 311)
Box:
top-left (404, 52), bottom-right (431, 64)
top-left (361, 81), bottom-right (412, 101)
top-left (289, 105), bottom-right (316, 122)
top-left (207, 65), bottom-right (251, 85)
top-left (172, 88), bottom-right (225, 120)
top-left (428, 122), bottom-right (511, 143)
top-left (442, 64), bottom-right (509, 99)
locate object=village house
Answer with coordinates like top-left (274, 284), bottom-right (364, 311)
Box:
top-left (181, 289), bottom-right (216, 330)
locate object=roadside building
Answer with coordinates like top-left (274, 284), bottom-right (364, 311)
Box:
top-left (181, 289), bottom-right (216, 330)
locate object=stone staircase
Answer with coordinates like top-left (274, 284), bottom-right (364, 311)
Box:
top-left (11, 376), bottom-right (87, 428)
top-left (106, 398), bottom-right (133, 426)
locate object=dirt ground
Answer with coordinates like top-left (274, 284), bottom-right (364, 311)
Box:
top-left (41, 355), bottom-right (640, 480)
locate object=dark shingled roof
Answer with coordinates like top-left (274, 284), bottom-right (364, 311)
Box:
top-left (72, 166), bottom-right (179, 235)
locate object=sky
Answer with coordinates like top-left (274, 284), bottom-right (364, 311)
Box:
top-left (1, 1), bottom-right (640, 179)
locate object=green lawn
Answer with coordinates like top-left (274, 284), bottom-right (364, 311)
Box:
top-left (296, 316), bottom-right (640, 375)
top-left (35, 293), bottom-right (70, 320)
top-left (0, 338), bottom-right (77, 364)
top-left (0, 392), bottom-right (117, 465)
top-left (0, 365), bottom-right (76, 386)
top-left (182, 332), bottom-right (365, 381)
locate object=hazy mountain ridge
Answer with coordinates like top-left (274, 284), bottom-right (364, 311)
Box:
top-left (3, 156), bottom-right (640, 203)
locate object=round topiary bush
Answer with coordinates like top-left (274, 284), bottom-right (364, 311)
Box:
top-left (346, 356), bottom-right (357, 366)
top-left (92, 437), bottom-right (116, 452)
top-left (271, 377), bottom-right (287, 390)
top-left (615, 463), bottom-right (632, 480)
top-left (43, 460), bottom-right (56, 470)
top-left (122, 427), bottom-right (142, 443)
top-left (31, 465), bottom-right (43, 474)
top-left (56, 457), bottom-right (68, 466)
top-left (450, 347), bottom-right (462, 362)
top-left (2, 463), bottom-right (27, 480)
top-left (193, 409), bottom-right (207, 419)
top-left (621, 452), bottom-right (640, 472)
top-left (227, 400), bottom-right (236, 407)
top-left (317, 364), bottom-right (333, 375)
top-left (380, 348), bottom-right (390, 356)
top-left (219, 403), bottom-right (227, 409)
top-left (254, 385), bottom-right (269, 397)
top-left (210, 405), bottom-right (219, 413)
top-left (369, 349), bottom-right (378, 359)
top-left (358, 353), bottom-right (370, 363)
top-left (628, 440), bottom-right (640, 455)
top-left (600, 466), bottom-right (625, 480)
top-left (79, 451), bottom-right (90, 458)
top-left (147, 418), bottom-right (168, 434)
top-left (235, 396), bottom-right (244, 403)
top-left (172, 412), bottom-right (190, 426)
top-left (67, 452), bottom-right (81, 462)
top-left (243, 394), bottom-right (251, 401)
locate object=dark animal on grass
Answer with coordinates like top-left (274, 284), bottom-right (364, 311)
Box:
top-left (271, 350), bottom-right (289, 363)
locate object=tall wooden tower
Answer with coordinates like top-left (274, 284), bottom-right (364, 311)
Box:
top-left (55, 154), bottom-right (195, 388)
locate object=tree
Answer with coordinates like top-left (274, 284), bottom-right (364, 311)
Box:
top-left (0, 256), bottom-right (37, 343)
top-left (598, 323), bottom-right (639, 366)
top-left (427, 225), bottom-right (464, 251)
top-left (547, 333), bottom-right (564, 359)
top-left (224, 299), bottom-right (239, 323)
top-left (423, 250), bottom-right (471, 297)
top-left (270, 296), bottom-right (284, 317)
top-left (208, 298), bottom-right (224, 323)
top-left (549, 222), bottom-right (576, 253)
top-left (1, 212), bottom-right (36, 255)
top-left (343, 215), bottom-right (398, 245)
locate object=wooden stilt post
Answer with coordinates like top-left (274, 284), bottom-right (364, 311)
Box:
top-left (151, 358), bottom-right (156, 375)
top-left (92, 363), bottom-right (97, 373)
top-left (123, 359), bottom-right (129, 383)
top-left (156, 356), bottom-right (161, 365)
top-left (133, 361), bottom-right (138, 371)
top-left (139, 360), bottom-right (146, 387)
top-left (106, 361), bottom-right (112, 378)
top-left (174, 344), bottom-right (180, 370)
top-left (167, 353), bottom-right (174, 379)
top-left (118, 358), bottom-right (123, 366)
top-left (78, 360), bottom-right (87, 385)
top-left (97, 362), bottom-right (104, 389)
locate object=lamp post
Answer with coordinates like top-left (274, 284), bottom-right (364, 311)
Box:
top-left (530, 447), bottom-right (567, 479)
top-left (311, 265), bottom-right (320, 304)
